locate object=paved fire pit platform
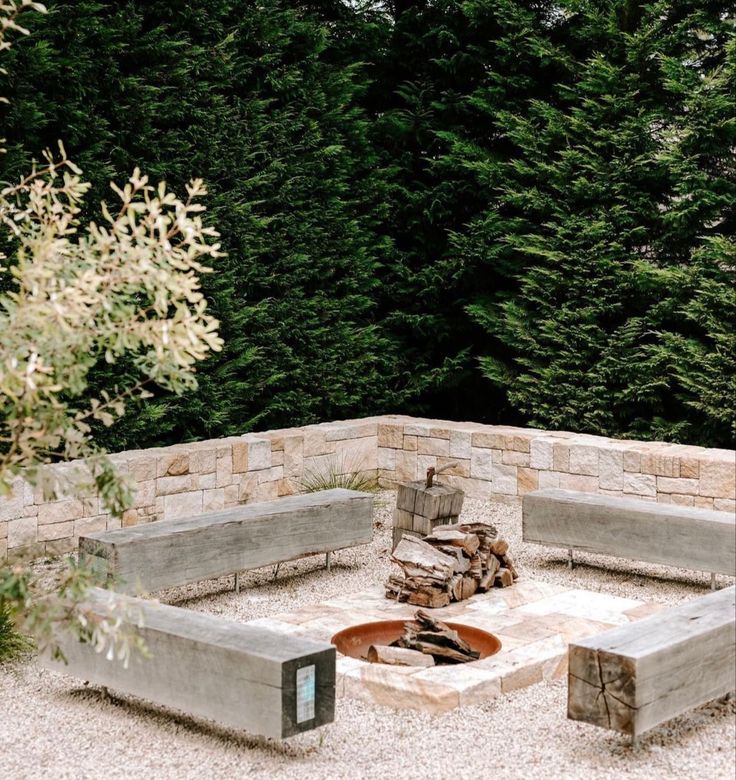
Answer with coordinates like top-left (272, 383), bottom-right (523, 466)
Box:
top-left (245, 579), bottom-right (664, 713)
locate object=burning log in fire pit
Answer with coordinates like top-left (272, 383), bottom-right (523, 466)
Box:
top-left (368, 610), bottom-right (481, 666)
top-left (385, 522), bottom-right (518, 608)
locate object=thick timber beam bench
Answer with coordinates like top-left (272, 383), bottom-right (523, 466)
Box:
top-left (80, 488), bottom-right (373, 594)
top-left (40, 588), bottom-right (336, 739)
top-left (522, 488), bottom-right (736, 587)
top-left (568, 585), bottom-right (736, 744)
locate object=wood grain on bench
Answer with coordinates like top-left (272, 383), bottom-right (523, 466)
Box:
top-left (522, 488), bottom-right (735, 576)
top-left (80, 488), bottom-right (373, 593)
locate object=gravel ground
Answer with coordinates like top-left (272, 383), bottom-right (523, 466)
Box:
top-left (1, 491), bottom-right (734, 780)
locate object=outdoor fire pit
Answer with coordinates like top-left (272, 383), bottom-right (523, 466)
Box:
top-left (331, 615), bottom-right (502, 666)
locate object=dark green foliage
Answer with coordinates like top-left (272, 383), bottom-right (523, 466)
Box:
top-left (2, 0), bottom-right (733, 448)
top-left (465, 1), bottom-right (735, 446)
top-left (1, 0), bottom-right (404, 448)
top-left (0, 602), bottom-right (30, 663)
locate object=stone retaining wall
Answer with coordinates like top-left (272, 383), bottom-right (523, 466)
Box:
top-left (1, 415), bottom-right (734, 562)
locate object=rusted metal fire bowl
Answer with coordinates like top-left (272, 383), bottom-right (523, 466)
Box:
top-left (331, 620), bottom-right (501, 662)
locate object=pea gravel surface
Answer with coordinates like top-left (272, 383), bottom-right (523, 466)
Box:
top-left (2, 491), bottom-right (734, 780)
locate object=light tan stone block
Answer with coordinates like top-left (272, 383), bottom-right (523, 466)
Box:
top-left (471, 432), bottom-right (505, 449)
top-left (568, 444), bottom-right (599, 476)
top-left (0, 521), bottom-right (6, 540)
top-left (599, 449), bottom-right (624, 490)
top-left (449, 430), bottom-right (472, 459)
top-left (203, 488), bottom-right (225, 513)
top-left (505, 434), bottom-right (532, 453)
top-left (38, 499), bottom-right (83, 526)
top-left (156, 453), bottom-right (189, 478)
top-left (656, 476), bottom-right (699, 494)
top-left (623, 449), bottom-right (641, 472)
top-left (129, 457), bottom-right (156, 482)
top-left (0, 538), bottom-right (7, 561)
top-left (190, 448), bottom-right (217, 474)
top-left (417, 436), bottom-right (450, 457)
top-left (197, 472), bottom-right (217, 490)
top-left (224, 484), bottom-right (240, 506)
top-left (8, 516), bottom-right (37, 548)
top-left (470, 448), bottom-right (493, 480)
top-left (552, 443), bottom-right (570, 472)
top-left (75, 515), bottom-right (107, 536)
top-left (530, 438), bottom-right (554, 470)
top-left (232, 442), bottom-right (248, 473)
top-left (303, 429), bottom-right (333, 457)
top-left (215, 455), bottom-right (233, 488)
top-left (517, 467), bottom-right (539, 495)
top-left (377, 423), bottom-right (403, 449)
top-left (277, 478), bottom-right (296, 497)
top-left (404, 421), bottom-right (434, 437)
top-left (502, 449), bottom-right (531, 467)
top-left (336, 436), bottom-right (376, 471)
top-left (679, 457), bottom-right (699, 480)
top-left (559, 473), bottom-right (598, 492)
top-left (156, 474), bottom-right (194, 496)
top-left (163, 491), bottom-right (203, 519)
top-left (325, 422), bottom-right (377, 441)
top-left (377, 447), bottom-right (397, 470)
top-left (492, 463), bottom-right (517, 495)
top-left (248, 439), bottom-right (272, 470)
top-left (395, 450), bottom-right (417, 481)
top-left (121, 509), bottom-right (139, 528)
top-left (641, 452), bottom-right (679, 477)
top-left (403, 435), bottom-right (418, 452)
top-left (714, 498), bottom-right (735, 513)
top-left (538, 470), bottom-right (561, 489)
top-left (132, 480), bottom-right (156, 508)
top-left (38, 520), bottom-right (73, 542)
top-left (254, 481), bottom-right (279, 502)
top-left (693, 495), bottom-right (714, 509)
top-left (623, 472), bottom-right (656, 497)
top-left (283, 436), bottom-right (303, 476)
top-left (271, 449), bottom-right (285, 467)
top-left (698, 457), bottom-right (736, 499)
top-left (436, 457), bottom-right (470, 478)
top-left (669, 493), bottom-right (695, 507)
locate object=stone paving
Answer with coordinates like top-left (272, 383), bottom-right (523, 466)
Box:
top-left (246, 578), bottom-right (666, 714)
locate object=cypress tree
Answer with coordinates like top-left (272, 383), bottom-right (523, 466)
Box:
top-left (1, 0), bottom-right (400, 448)
top-left (466, 0), bottom-right (735, 446)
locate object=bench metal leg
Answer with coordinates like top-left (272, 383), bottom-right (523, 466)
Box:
top-left (272, 563), bottom-right (281, 581)
top-left (326, 552), bottom-right (331, 572)
top-left (631, 734), bottom-right (640, 750)
top-left (567, 548), bottom-right (574, 570)
top-left (711, 573), bottom-right (716, 591)
top-left (234, 572), bottom-right (240, 594)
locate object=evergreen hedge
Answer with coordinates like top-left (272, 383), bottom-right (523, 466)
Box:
top-left (1, 0), bottom-right (733, 448)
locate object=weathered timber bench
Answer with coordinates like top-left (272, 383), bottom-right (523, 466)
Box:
top-left (80, 488), bottom-right (373, 594)
top-left (568, 585), bottom-right (736, 743)
top-left (40, 588), bottom-right (336, 739)
top-left (522, 488), bottom-right (736, 587)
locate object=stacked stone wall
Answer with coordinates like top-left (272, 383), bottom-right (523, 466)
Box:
top-left (1, 415), bottom-right (733, 561)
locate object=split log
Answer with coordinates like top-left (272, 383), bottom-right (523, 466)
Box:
top-left (490, 539), bottom-right (509, 556)
top-left (495, 568), bottom-right (513, 588)
top-left (425, 529), bottom-right (480, 557)
top-left (367, 645), bottom-right (435, 668)
top-left (434, 545), bottom-right (471, 574)
top-left (460, 575), bottom-right (478, 600)
top-left (394, 611), bottom-right (480, 664)
top-left (390, 537), bottom-right (456, 581)
top-left (468, 554), bottom-right (482, 580)
top-left (477, 555), bottom-right (500, 592)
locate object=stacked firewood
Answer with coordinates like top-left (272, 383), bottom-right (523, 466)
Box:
top-left (385, 522), bottom-right (518, 608)
top-left (368, 610), bottom-right (480, 667)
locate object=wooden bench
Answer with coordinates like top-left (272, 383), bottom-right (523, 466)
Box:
top-left (522, 489), bottom-right (735, 587)
top-left (568, 585), bottom-right (736, 743)
top-left (80, 488), bottom-right (373, 594)
top-left (40, 588), bottom-right (336, 739)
